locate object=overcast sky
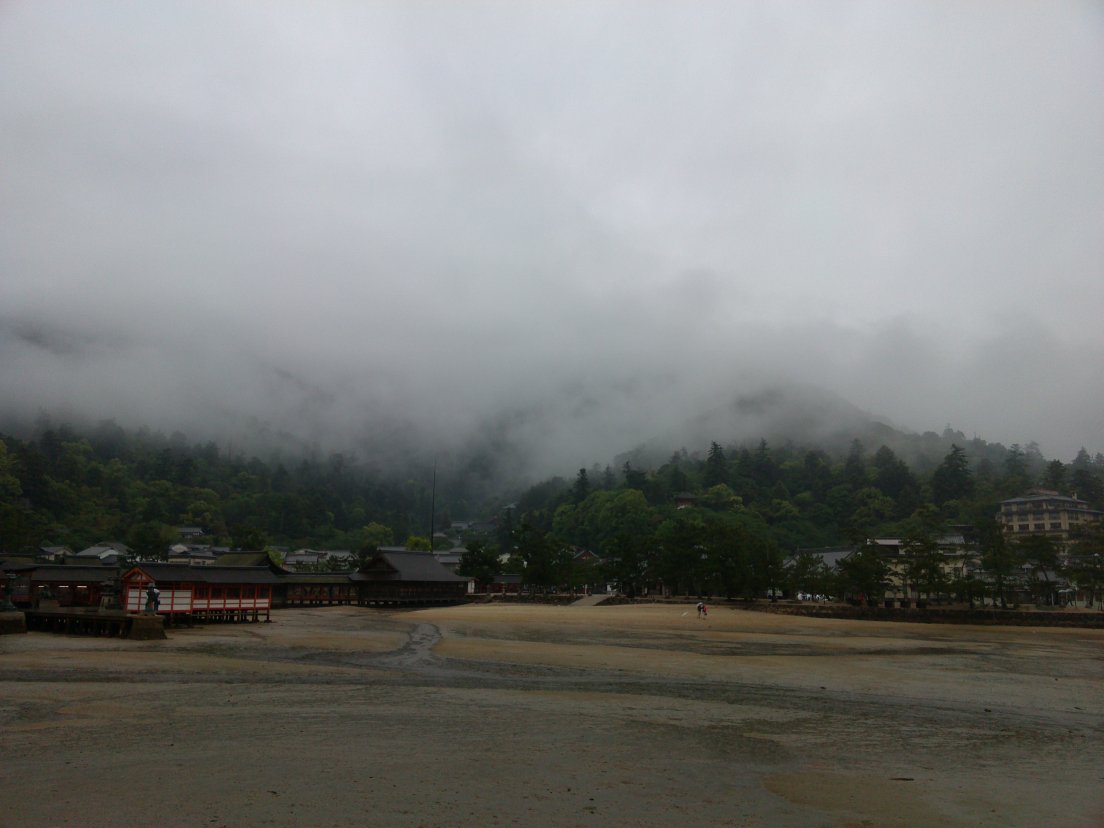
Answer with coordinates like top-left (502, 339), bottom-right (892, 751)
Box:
top-left (1, 1), bottom-right (1102, 471)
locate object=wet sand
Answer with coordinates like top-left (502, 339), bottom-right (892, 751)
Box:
top-left (2, 602), bottom-right (1102, 827)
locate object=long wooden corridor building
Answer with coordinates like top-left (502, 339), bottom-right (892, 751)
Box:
top-left (3, 550), bottom-right (470, 626)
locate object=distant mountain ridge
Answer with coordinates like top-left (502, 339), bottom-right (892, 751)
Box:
top-left (0, 371), bottom-right (1085, 509)
top-left (612, 384), bottom-right (1030, 477)
top-left (654, 385), bottom-right (897, 458)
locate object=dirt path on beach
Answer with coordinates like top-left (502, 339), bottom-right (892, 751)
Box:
top-left (2, 603), bottom-right (1102, 827)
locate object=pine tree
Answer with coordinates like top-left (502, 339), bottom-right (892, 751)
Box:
top-left (932, 445), bottom-right (973, 507)
top-left (571, 468), bottom-right (591, 504)
top-left (705, 441), bottom-right (728, 487)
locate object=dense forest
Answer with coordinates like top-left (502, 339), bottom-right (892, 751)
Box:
top-left (0, 420), bottom-right (454, 556)
top-left (484, 433), bottom-right (1104, 598)
top-left (2, 418), bottom-right (1103, 600)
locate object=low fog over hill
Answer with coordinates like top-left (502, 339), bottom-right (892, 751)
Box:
top-left (2, 4), bottom-right (1102, 482)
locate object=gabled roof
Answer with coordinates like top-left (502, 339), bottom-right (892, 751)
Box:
top-left (26, 565), bottom-right (119, 582)
top-left (356, 551), bottom-right (467, 582)
top-left (284, 549), bottom-right (353, 565)
top-left (790, 547), bottom-right (853, 568)
top-left (215, 552), bottom-right (272, 567)
top-left (76, 546), bottom-right (124, 560)
top-left (283, 551), bottom-right (323, 564)
top-left (168, 547), bottom-right (217, 558)
top-left (1, 557), bottom-right (38, 571)
top-left (871, 535), bottom-right (966, 553)
top-left (124, 563), bottom-right (281, 585)
top-left (433, 551), bottom-right (463, 565)
top-left (280, 572), bottom-right (356, 585)
top-left (93, 540), bottom-right (131, 553)
top-left (1001, 490), bottom-right (1098, 509)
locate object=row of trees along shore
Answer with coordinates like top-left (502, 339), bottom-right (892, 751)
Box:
top-left (1, 421), bottom-right (1103, 604)
top-left (462, 439), bottom-right (1104, 605)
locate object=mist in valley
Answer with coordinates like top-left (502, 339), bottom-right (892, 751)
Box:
top-left (2, 2), bottom-right (1102, 494)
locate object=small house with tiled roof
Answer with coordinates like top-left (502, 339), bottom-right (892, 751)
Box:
top-left (674, 492), bottom-right (698, 510)
top-left (432, 548), bottom-right (466, 571)
top-left (39, 545), bottom-right (73, 562)
top-left (167, 544), bottom-right (218, 566)
top-left (76, 541), bottom-right (131, 565)
top-left (215, 551), bottom-right (272, 567)
top-left (354, 550), bottom-right (468, 605)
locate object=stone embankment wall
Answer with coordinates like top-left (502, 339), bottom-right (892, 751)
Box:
top-left (474, 594), bottom-right (582, 606)
top-left (474, 594), bottom-right (1104, 627)
top-left (748, 602), bottom-right (1104, 628)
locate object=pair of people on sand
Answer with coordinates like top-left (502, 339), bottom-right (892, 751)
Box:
top-left (696, 601), bottom-right (708, 619)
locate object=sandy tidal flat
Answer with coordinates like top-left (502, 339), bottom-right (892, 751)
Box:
top-left (2, 603), bottom-right (1102, 827)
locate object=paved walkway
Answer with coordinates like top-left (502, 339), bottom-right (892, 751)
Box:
top-left (570, 594), bottom-right (607, 607)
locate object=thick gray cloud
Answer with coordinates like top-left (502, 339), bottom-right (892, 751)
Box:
top-left (2, 1), bottom-right (1102, 472)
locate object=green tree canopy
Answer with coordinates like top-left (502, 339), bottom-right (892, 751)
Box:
top-left (704, 441), bottom-right (729, 488)
top-left (837, 543), bottom-right (889, 602)
top-left (932, 445), bottom-right (973, 508)
top-left (457, 541), bottom-right (502, 585)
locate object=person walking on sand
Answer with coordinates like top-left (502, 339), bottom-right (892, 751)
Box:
top-left (696, 601), bottom-right (705, 619)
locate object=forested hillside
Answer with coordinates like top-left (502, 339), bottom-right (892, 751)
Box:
top-left (488, 435), bottom-right (1104, 597)
top-left (2, 417), bottom-right (1102, 578)
top-left (0, 421), bottom-right (455, 556)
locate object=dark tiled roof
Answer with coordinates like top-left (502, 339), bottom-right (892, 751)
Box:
top-left (28, 565), bottom-right (120, 582)
top-left (791, 547), bottom-right (853, 568)
top-left (76, 546), bottom-right (122, 558)
top-left (360, 551), bottom-right (467, 582)
top-left (279, 572), bottom-right (356, 585)
top-left (168, 549), bottom-right (217, 559)
top-left (1, 557), bottom-right (40, 572)
top-left (433, 552), bottom-right (463, 565)
top-left (214, 552), bottom-right (272, 567)
top-left (125, 563), bottom-right (281, 585)
top-left (1001, 493), bottom-right (1096, 508)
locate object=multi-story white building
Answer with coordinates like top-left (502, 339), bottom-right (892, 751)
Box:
top-left (998, 488), bottom-right (1102, 542)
